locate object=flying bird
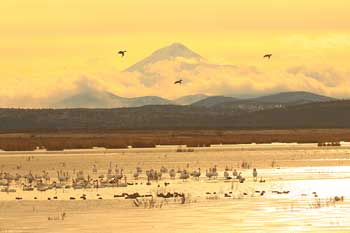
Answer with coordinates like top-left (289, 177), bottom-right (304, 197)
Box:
top-left (263, 54), bottom-right (272, 59)
top-left (174, 79), bottom-right (183, 85)
top-left (118, 50), bottom-right (127, 57)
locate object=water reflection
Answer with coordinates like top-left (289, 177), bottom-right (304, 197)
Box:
top-left (2, 166), bottom-right (350, 232)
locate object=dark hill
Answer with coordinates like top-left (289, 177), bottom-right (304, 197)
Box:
top-left (0, 100), bottom-right (349, 131)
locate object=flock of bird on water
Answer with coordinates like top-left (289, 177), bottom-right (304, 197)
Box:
top-left (0, 158), bottom-right (264, 201)
top-left (0, 157), bottom-right (345, 208)
top-left (117, 49), bottom-right (273, 85)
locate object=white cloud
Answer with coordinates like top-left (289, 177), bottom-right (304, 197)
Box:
top-left (0, 57), bottom-right (350, 107)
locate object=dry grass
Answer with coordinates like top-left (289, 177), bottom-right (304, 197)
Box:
top-left (0, 129), bottom-right (350, 151)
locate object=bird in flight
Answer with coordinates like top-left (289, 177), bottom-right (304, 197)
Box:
top-left (263, 54), bottom-right (272, 59)
top-left (174, 79), bottom-right (183, 85)
top-left (118, 50), bottom-right (127, 57)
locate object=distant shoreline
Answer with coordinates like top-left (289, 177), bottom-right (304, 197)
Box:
top-left (1, 142), bottom-right (350, 157)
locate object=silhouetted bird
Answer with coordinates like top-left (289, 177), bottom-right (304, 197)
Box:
top-left (263, 54), bottom-right (272, 59)
top-left (118, 50), bottom-right (127, 57)
top-left (174, 79), bottom-right (183, 85)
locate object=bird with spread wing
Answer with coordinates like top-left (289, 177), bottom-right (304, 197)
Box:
top-left (263, 54), bottom-right (272, 59)
top-left (118, 50), bottom-right (127, 57)
top-left (174, 79), bottom-right (183, 85)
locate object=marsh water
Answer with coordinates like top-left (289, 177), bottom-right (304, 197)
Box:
top-left (1, 147), bottom-right (350, 232)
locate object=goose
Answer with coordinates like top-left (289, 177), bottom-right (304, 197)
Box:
top-left (160, 166), bottom-right (168, 174)
top-left (133, 170), bottom-right (140, 180)
top-left (232, 169), bottom-right (238, 177)
top-left (169, 169), bottom-right (176, 179)
top-left (57, 171), bottom-right (68, 183)
top-left (224, 170), bottom-right (231, 180)
top-left (212, 165), bottom-right (218, 179)
top-left (190, 168), bottom-right (201, 180)
top-left (206, 169), bottom-right (213, 179)
top-left (237, 172), bottom-right (245, 183)
top-left (113, 169), bottom-right (124, 181)
top-left (180, 170), bottom-right (190, 181)
top-left (37, 183), bottom-right (49, 192)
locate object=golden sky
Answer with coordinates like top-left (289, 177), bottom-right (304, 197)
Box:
top-left (1, 0), bottom-right (350, 106)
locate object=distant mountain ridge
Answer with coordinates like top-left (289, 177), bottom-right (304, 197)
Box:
top-left (173, 94), bottom-right (208, 105)
top-left (55, 89), bottom-right (174, 108)
top-left (55, 90), bottom-right (336, 109)
top-left (250, 91), bottom-right (335, 104)
top-left (191, 96), bottom-right (239, 107)
top-left (190, 91), bottom-right (334, 109)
